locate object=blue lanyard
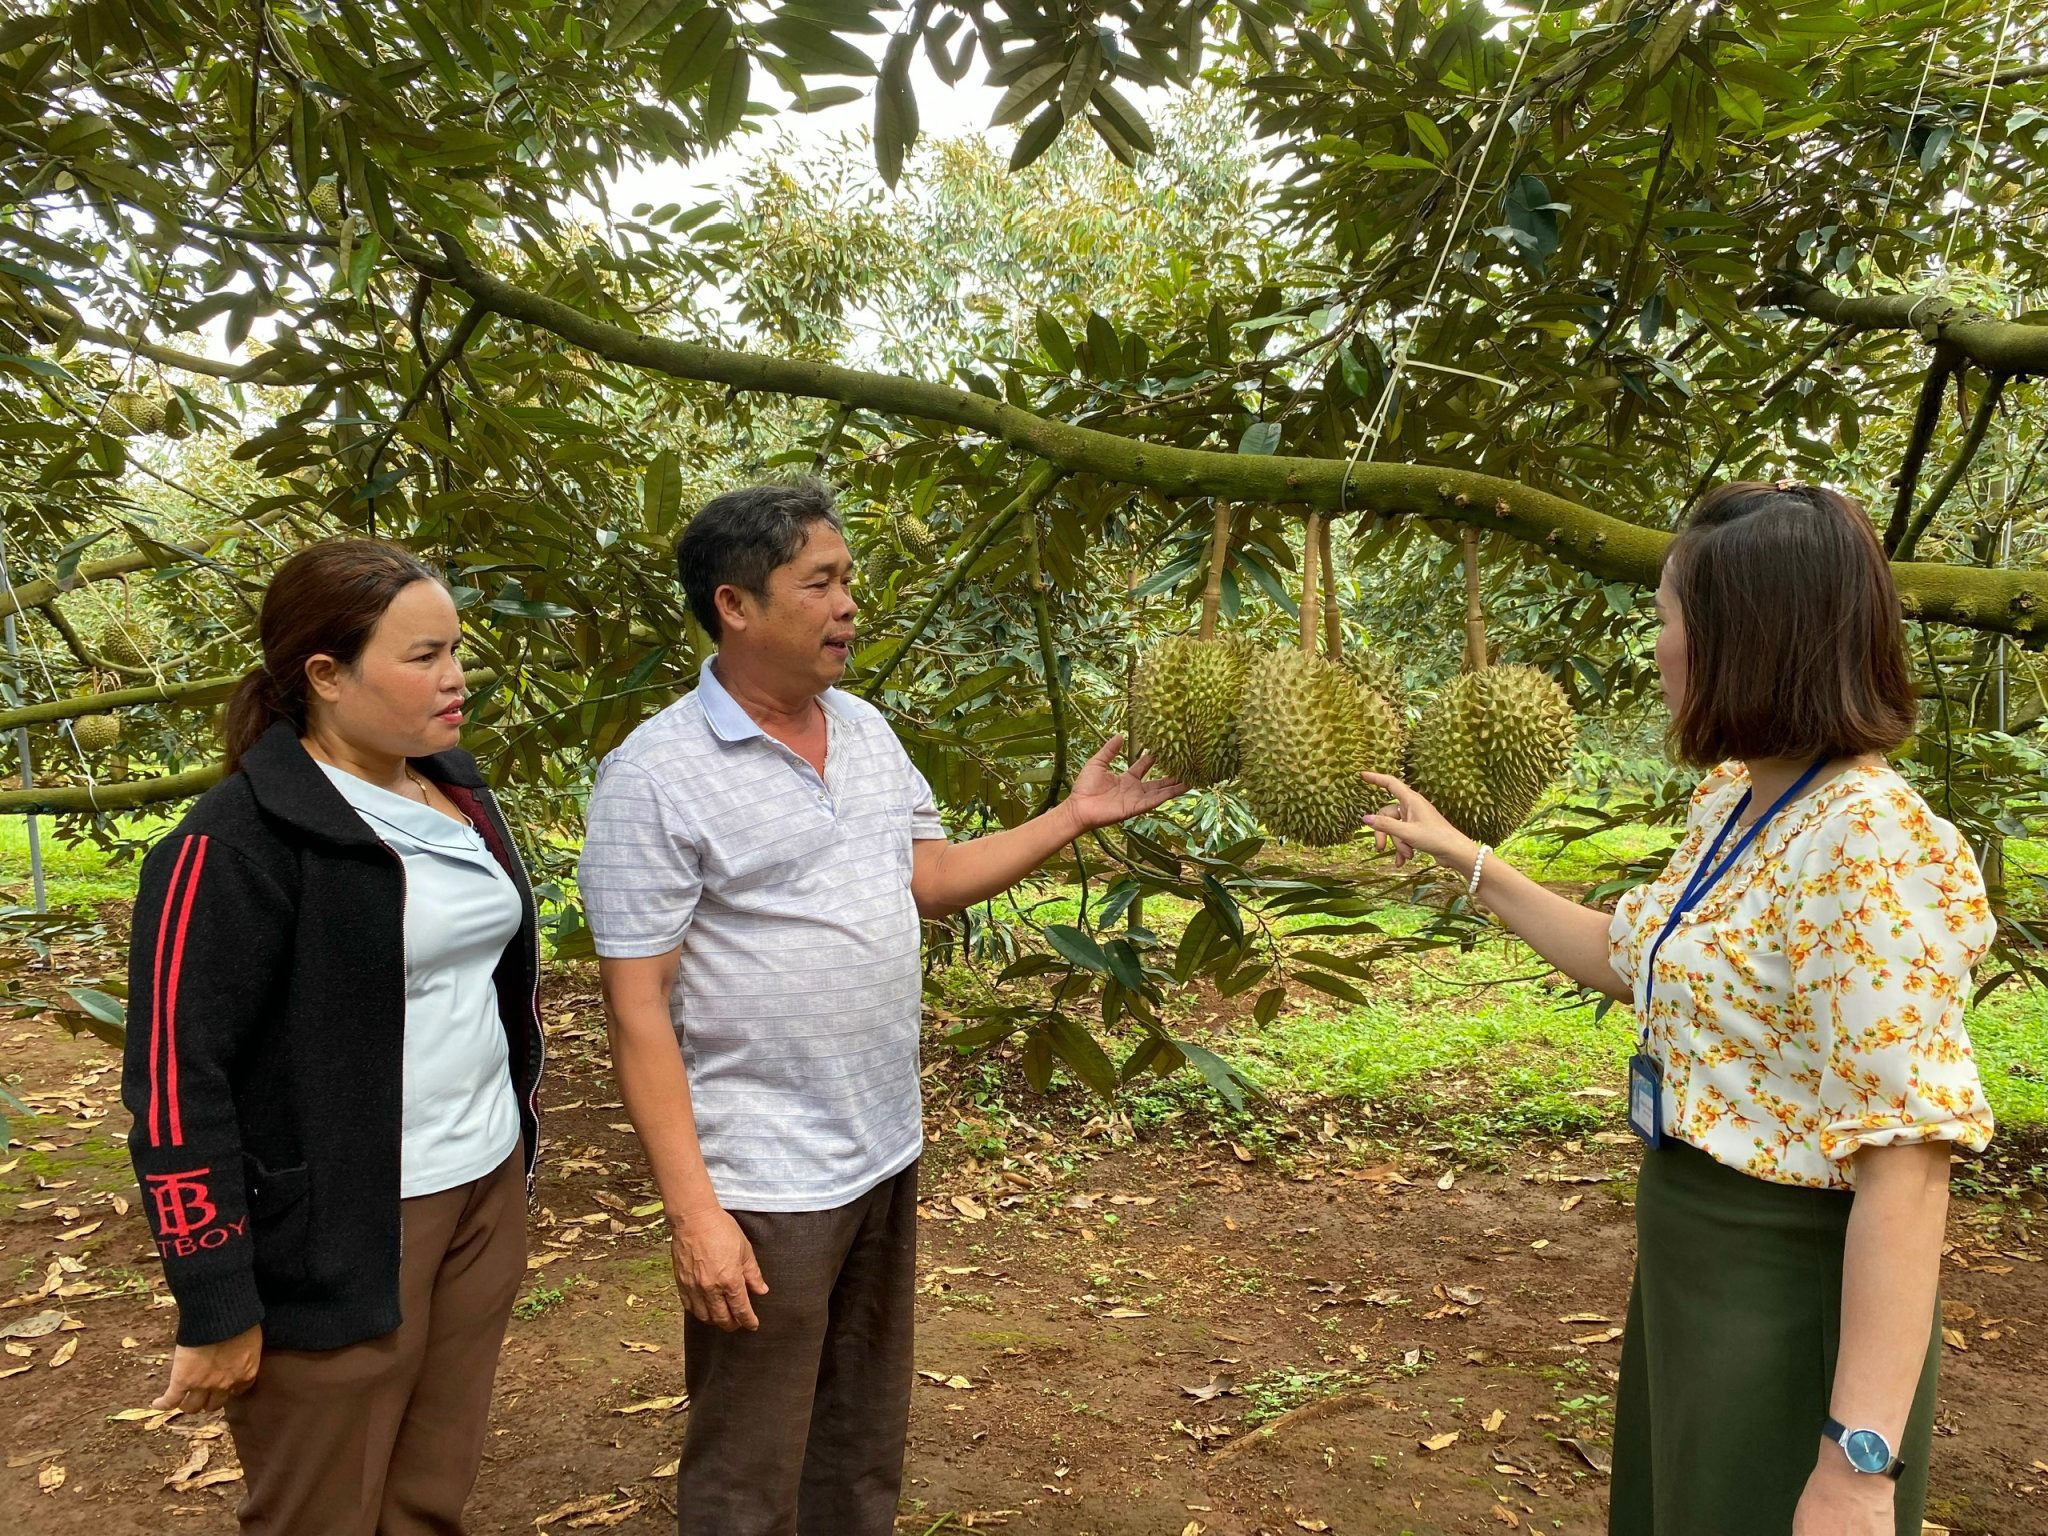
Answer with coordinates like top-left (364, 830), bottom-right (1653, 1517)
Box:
top-left (1637, 757), bottom-right (1830, 1043)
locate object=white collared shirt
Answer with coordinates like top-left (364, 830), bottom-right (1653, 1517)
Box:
top-left (577, 658), bottom-right (945, 1211)
top-left (318, 763), bottom-right (523, 1197)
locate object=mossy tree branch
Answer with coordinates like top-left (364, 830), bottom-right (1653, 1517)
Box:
top-left (446, 253), bottom-right (2048, 643)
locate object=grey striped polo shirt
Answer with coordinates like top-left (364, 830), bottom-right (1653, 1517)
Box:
top-left (578, 658), bottom-right (944, 1211)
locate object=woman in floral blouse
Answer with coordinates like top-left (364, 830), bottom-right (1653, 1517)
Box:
top-left (1362, 481), bottom-right (1992, 1536)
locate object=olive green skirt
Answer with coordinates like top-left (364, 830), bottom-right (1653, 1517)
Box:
top-left (1609, 1136), bottom-right (1940, 1536)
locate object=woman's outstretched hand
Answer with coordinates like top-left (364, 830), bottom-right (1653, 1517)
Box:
top-left (1358, 772), bottom-right (1480, 876)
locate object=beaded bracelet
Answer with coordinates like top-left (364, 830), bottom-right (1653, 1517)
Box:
top-left (1466, 844), bottom-right (1490, 901)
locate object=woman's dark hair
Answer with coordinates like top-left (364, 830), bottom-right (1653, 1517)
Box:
top-left (1663, 481), bottom-right (1916, 767)
top-left (223, 540), bottom-right (442, 772)
top-left (675, 479), bottom-right (841, 641)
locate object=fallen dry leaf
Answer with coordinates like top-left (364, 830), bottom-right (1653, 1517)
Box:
top-left (649, 1460), bottom-right (679, 1479)
top-left (48, 1336), bottom-right (77, 1368)
top-left (38, 1463), bottom-right (64, 1494)
top-left (1437, 1168), bottom-right (1457, 1191)
top-left (613, 1394), bottom-right (687, 1416)
top-left (1419, 1431), bottom-right (1460, 1452)
top-left (0, 1310), bottom-right (67, 1340)
top-left (54, 1220), bottom-right (103, 1243)
top-left (1572, 1327), bottom-right (1625, 1346)
top-left (0, 1363), bottom-right (32, 1380)
top-left (619, 1340), bottom-right (663, 1353)
top-left (165, 1442), bottom-right (212, 1487)
top-left (1940, 1327), bottom-right (1967, 1351)
top-left (1294, 1521), bottom-right (1331, 1533)
top-left (1230, 1144), bottom-right (1255, 1163)
top-left (1560, 1437), bottom-right (1613, 1475)
top-left (567, 1502), bottom-right (643, 1530)
top-left (1491, 1505), bottom-right (1521, 1528)
top-left (535, 1494), bottom-right (615, 1526)
top-left (1560, 1194), bottom-right (1585, 1212)
top-left (1559, 1312), bottom-right (1610, 1325)
top-left (1483, 1408), bottom-right (1506, 1433)
top-left (950, 1195), bottom-right (987, 1222)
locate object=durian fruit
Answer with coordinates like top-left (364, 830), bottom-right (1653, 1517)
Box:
top-left (309, 179), bottom-right (345, 228)
top-left (98, 625), bottom-right (150, 669)
top-left (1127, 633), bottom-right (1254, 787)
top-left (890, 513), bottom-right (938, 563)
top-left (72, 713), bottom-right (122, 752)
top-left (1238, 648), bottom-right (1404, 845)
top-left (1346, 648), bottom-right (1406, 717)
top-left (1406, 664), bottom-right (1576, 845)
top-left (97, 389), bottom-right (155, 436)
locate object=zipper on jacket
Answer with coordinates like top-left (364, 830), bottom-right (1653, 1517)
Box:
top-left (480, 786), bottom-right (547, 1196)
top-left (380, 842), bottom-right (409, 1265)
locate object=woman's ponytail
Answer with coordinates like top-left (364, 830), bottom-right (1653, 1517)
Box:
top-left (223, 540), bottom-right (440, 774)
top-left (222, 664), bottom-right (295, 774)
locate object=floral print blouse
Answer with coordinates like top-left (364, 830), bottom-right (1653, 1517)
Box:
top-left (1608, 760), bottom-right (1996, 1189)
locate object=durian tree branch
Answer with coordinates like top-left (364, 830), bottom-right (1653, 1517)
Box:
top-left (1771, 272), bottom-right (2048, 378)
top-left (1897, 372), bottom-right (2008, 562)
top-left (0, 765), bottom-right (225, 816)
top-left (1019, 502), bottom-right (1069, 815)
top-left (0, 506), bottom-right (298, 620)
top-left (10, 298), bottom-right (330, 388)
top-left (445, 252), bottom-right (2048, 643)
top-left (0, 673), bottom-right (243, 731)
top-left (1884, 343), bottom-right (1964, 553)
top-left (859, 462), bottom-right (1064, 699)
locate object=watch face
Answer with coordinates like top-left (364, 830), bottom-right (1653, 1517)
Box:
top-left (1843, 1428), bottom-right (1891, 1473)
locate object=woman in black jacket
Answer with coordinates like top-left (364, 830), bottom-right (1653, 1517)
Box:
top-left (123, 539), bottom-right (544, 1534)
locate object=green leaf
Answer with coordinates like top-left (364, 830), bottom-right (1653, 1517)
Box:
top-left (1402, 109), bottom-right (1448, 161)
top-left (1033, 311), bottom-right (1077, 372)
top-left (874, 32), bottom-right (918, 187)
top-left (704, 46), bottom-right (751, 142)
top-left (1238, 420), bottom-right (1281, 455)
top-left (643, 448), bottom-right (681, 532)
top-left (945, 1017), bottom-right (1023, 1050)
top-left (1200, 873), bottom-right (1245, 944)
top-left (1176, 1038), bottom-right (1257, 1112)
top-left (1044, 922), bottom-right (1109, 973)
top-left (606, 0), bottom-right (699, 51)
top-left (1252, 985), bottom-right (1285, 1026)
top-left (1021, 1030), bottom-right (1054, 1092)
top-left (1044, 1012), bottom-right (1119, 1099)
top-left (64, 986), bottom-right (126, 1045)
top-left (1009, 104), bottom-right (1063, 171)
top-left (659, 7), bottom-right (732, 97)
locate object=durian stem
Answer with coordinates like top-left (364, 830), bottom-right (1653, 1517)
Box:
top-left (1198, 499), bottom-right (1231, 642)
top-left (1299, 513), bottom-right (1322, 654)
top-left (1319, 518), bottom-right (1342, 661)
top-left (1461, 527), bottom-right (1488, 673)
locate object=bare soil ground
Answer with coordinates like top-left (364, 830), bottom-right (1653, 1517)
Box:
top-left (3, 966), bottom-right (2045, 1536)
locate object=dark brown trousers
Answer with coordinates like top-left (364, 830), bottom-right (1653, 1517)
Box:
top-left (225, 1151), bottom-right (527, 1535)
top-left (676, 1160), bottom-right (919, 1536)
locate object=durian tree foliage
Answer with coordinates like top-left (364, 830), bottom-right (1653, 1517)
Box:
top-left (4, 0), bottom-right (2048, 1085)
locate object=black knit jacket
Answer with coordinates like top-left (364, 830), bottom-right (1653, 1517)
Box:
top-left (122, 720), bottom-right (545, 1350)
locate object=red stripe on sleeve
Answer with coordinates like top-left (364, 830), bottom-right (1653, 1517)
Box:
top-left (147, 836), bottom-right (199, 1148)
top-left (162, 836), bottom-right (210, 1148)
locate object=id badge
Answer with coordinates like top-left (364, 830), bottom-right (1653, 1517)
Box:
top-left (1627, 1051), bottom-right (1663, 1147)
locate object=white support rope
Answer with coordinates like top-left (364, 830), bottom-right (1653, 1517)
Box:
top-left (0, 524), bottom-right (105, 813)
top-left (1944, 0), bottom-right (2020, 270)
top-left (1340, 0), bottom-right (1557, 512)
top-left (1873, 1), bottom-right (1952, 252)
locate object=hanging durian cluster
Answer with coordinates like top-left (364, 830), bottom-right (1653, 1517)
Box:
top-left (96, 624), bottom-right (150, 669)
top-left (1407, 664), bottom-right (1576, 845)
top-left (96, 389), bottom-right (191, 439)
top-left (1126, 512), bottom-right (1577, 851)
top-left (1401, 530), bottom-right (1577, 846)
top-left (1125, 508), bottom-right (1408, 846)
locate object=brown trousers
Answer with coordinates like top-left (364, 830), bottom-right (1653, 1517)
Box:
top-left (225, 1151), bottom-right (527, 1536)
top-left (676, 1160), bottom-right (919, 1536)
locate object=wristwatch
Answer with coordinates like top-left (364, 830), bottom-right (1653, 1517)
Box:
top-left (1822, 1417), bottom-right (1905, 1480)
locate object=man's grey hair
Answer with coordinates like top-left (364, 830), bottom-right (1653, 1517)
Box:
top-left (675, 480), bottom-right (842, 641)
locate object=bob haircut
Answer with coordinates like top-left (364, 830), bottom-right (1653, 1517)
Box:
top-left (1663, 481), bottom-right (1916, 767)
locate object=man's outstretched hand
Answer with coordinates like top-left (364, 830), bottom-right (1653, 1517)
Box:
top-left (1062, 735), bottom-right (1187, 834)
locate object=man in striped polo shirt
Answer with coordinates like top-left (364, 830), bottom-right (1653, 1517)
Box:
top-left (579, 481), bottom-right (1181, 1536)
